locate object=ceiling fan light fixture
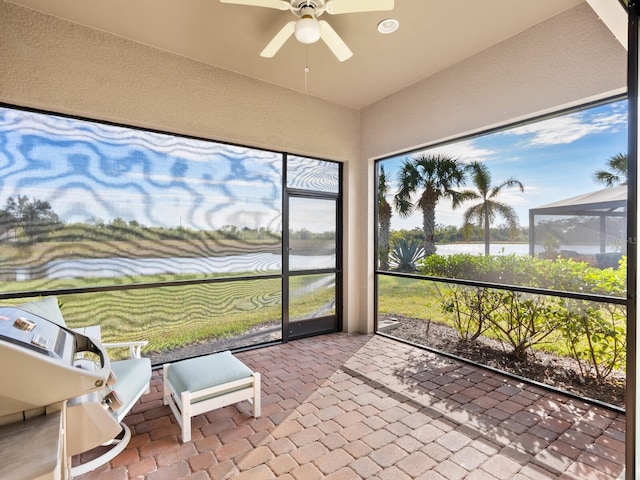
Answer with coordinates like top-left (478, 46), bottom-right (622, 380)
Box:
top-left (377, 18), bottom-right (399, 34)
top-left (295, 16), bottom-right (321, 43)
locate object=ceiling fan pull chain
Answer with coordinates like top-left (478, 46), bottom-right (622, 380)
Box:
top-left (304, 46), bottom-right (309, 92)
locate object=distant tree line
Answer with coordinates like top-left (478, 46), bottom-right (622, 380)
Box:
top-left (0, 195), bottom-right (288, 244)
top-left (0, 195), bottom-right (61, 243)
top-left (390, 224), bottom-right (528, 247)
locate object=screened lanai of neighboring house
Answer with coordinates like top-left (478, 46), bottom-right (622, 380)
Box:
top-left (529, 185), bottom-right (627, 267)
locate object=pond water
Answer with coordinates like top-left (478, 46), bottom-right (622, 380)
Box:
top-left (14, 252), bottom-right (335, 280)
top-left (436, 243), bottom-right (530, 256)
top-left (436, 243), bottom-right (619, 256)
top-left (10, 243), bottom-right (620, 280)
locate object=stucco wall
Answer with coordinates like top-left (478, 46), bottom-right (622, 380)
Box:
top-left (0, 2), bottom-right (359, 161)
top-left (360, 3), bottom-right (626, 160)
top-left (351, 3), bottom-right (627, 334)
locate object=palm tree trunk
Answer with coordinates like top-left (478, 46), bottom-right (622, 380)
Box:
top-left (379, 205), bottom-right (391, 270)
top-left (484, 205), bottom-right (490, 256)
top-left (422, 201), bottom-right (437, 256)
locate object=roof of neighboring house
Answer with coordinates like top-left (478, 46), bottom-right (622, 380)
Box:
top-left (529, 185), bottom-right (627, 216)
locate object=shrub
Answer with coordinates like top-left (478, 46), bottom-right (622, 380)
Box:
top-left (420, 253), bottom-right (534, 285)
top-left (562, 301), bottom-right (626, 382)
top-left (390, 238), bottom-right (425, 273)
top-left (420, 254), bottom-right (626, 380)
top-left (485, 291), bottom-right (565, 361)
top-left (420, 253), bottom-right (626, 294)
top-left (437, 284), bottom-right (496, 342)
top-left (436, 284), bottom-right (564, 360)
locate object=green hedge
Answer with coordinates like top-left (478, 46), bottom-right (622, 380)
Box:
top-left (420, 253), bottom-right (626, 295)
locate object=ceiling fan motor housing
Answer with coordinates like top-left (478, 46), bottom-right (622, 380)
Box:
top-left (293, 1), bottom-right (322, 11)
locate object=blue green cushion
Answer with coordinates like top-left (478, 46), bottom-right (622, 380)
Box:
top-left (17, 296), bottom-right (66, 327)
top-left (110, 357), bottom-right (152, 418)
top-left (167, 351), bottom-right (253, 395)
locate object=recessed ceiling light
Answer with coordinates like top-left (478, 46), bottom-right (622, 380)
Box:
top-left (377, 18), bottom-right (399, 34)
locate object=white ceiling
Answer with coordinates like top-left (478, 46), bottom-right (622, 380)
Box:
top-left (7, 0), bottom-right (587, 109)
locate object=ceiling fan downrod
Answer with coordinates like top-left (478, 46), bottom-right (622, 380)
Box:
top-left (294, 1), bottom-right (321, 11)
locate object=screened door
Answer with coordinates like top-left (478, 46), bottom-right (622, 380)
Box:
top-left (284, 156), bottom-right (341, 340)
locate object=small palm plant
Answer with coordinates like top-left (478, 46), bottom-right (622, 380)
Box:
top-left (390, 237), bottom-right (425, 273)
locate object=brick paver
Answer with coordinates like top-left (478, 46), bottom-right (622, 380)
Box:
top-left (75, 333), bottom-right (625, 480)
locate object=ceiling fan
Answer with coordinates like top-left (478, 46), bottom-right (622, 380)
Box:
top-left (220, 0), bottom-right (395, 62)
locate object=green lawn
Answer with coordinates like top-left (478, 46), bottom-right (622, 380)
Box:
top-left (2, 272), bottom-right (340, 359)
top-left (2, 272), bottom-right (280, 354)
top-left (377, 275), bottom-right (447, 323)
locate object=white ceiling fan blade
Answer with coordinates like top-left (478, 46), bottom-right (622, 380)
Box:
top-left (220, 0), bottom-right (290, 11)
top-left (261, 21), bottom-right (296, 58)
top-left (319, 21), bottom-right (353, 62)
top-left (325, 0), bottom-right (394, 15)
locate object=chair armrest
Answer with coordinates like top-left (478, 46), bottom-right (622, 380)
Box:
top-left (102, 341), bottom-right (149, 359)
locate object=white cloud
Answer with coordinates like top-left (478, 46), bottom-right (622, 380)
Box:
top-left (506, 111), bottom-right (627, 146)
top-left (421, 139), bottom-right (495, 164)
top-left (383, 140), bottom-right (497, 197)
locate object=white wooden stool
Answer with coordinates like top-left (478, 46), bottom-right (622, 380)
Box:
top-left (163, 351), bottom-right (261, 443)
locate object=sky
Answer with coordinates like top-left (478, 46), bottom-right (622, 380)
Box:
top-left (0, 107), bottom-right (284, 232)
top-left (379, 99), bottom-right (628, 230)
top-left (0, 100), bottom-right (628, 235)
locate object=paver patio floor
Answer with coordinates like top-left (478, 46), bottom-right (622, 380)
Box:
top-left (76, 333), bottom-right (626, 479)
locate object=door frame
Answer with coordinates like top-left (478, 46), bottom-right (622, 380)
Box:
top-left (283, 169), bottom-right (343, 341)
top-left (626, 2), bottom-right (638, 478)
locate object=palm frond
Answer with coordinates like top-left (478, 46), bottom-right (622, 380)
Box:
top-left (458, 162), bottom-right (525, 254)
top-left (593, 152), bottom-right (628, 187)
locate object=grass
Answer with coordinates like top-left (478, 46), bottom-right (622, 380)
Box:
top-left (0, 269), bottom-right (266, 293)
top-left (4, 277), bottom-right (281, 356)
top-left (290, 274), bottom-right (336, 320)
top-left (0, 237), bottom-right (339, 361)
top-left (63, 280), bottom-right (280, 345)
top-left (377, 275), bottom-right (448, 323)
top-left (0, 238), bottom-right (280, 264)
top-left (3, 271), bottom-right (338, 360)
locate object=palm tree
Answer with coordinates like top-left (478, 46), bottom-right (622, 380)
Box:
top-left (377, 165), bottom-right (392, 270)
top-left (458, 162), bottom-right (524, 256)
top-left (394, 154), bottom-right (467, 257)
top-left (593, 152), bottom-right (627, 187)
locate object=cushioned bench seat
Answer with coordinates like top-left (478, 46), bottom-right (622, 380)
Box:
top-left (163, 351), bottom-right (261, 443)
